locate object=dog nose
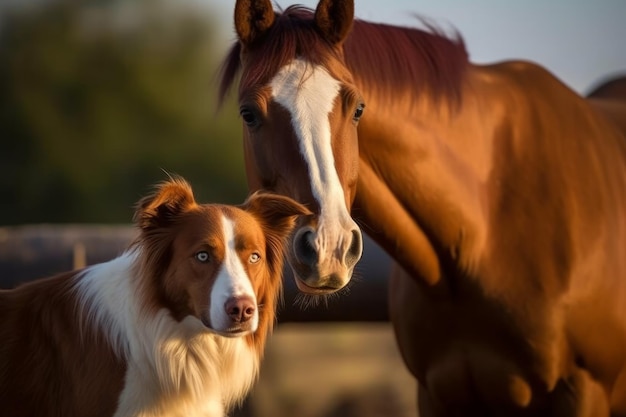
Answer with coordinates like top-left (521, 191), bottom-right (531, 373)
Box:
top-left (224, 296), bottom-right (256, 323)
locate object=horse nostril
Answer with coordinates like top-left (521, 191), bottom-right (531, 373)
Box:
top-left (294, 229), bottom-right (318, 267)
top-left (345, 229), bottom-right (363, 268)
top-left (225, 296), bottom-right (256, 323)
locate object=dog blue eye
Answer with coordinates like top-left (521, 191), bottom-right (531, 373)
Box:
top-left (195, 251), bottom-right (210, 263)
top-left (249, 253), bottom-right (261, 263)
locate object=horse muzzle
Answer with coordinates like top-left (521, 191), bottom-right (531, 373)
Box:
top-left (289, 221), bottom-right (363, 294)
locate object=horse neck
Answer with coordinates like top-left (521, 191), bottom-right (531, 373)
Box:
top-left (352, 70), bottom-right (496, 284)
top-left (353, 60), bottom-right (626, 290)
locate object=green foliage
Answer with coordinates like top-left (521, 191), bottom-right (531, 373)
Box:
top-left (0, 0), bottom-right (246, 225)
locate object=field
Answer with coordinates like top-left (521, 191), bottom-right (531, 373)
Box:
top-left (236, 323), bottom-right (417, 417)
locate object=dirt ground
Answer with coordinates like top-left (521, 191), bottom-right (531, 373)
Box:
top-left (234, 323), bottom-right (418, 417)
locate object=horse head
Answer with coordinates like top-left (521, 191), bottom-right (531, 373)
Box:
top-left (226, 0), bottom-right (363, 295)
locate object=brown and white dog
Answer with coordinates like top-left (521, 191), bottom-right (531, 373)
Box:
top-left (0, 178), bottom-right (309, 417)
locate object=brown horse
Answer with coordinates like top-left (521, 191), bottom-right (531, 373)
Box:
top-left (219, 1), bottom-right (626, 415)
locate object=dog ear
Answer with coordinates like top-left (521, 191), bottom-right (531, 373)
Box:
top-left (243, 191), bottom-right (311, 238)
top-left (314, 0), bottom-right (354, 45)
top-left (243, 191), bottom-right (311, 277)
top-left (234, 0), bottom-right (275, 47)
top-left (134, 176), bottom-right (197, 231)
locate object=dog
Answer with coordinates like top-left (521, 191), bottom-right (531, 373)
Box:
top-left (0, 177), bottom-right (309, 417)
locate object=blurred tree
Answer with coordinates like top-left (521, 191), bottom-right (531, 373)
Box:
top-left (0, 0), bottom-right (246, 225)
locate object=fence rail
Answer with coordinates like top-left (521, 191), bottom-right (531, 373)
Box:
top-left (0, 225), bottom-right (392, 322)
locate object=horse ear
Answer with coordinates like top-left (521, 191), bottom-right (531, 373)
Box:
top-left (234, 0), bottom-right (275, 47)
top-left (314, 0), bottom-right (354, 45)
top-left (134, 177), bottom-right (197, 231)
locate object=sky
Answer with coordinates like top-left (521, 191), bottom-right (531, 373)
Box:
top-left (208, 0), bottom-right (626, 94)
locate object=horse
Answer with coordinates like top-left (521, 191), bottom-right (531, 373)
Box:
top-left (219, 1), bottom-right (626, 415)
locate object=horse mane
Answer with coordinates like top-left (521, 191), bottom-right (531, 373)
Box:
top-left (218, 6), bottom-right (469, 106)
top-left (345, 19), bottom-right (468, 105)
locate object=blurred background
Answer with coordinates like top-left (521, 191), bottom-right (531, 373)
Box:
top-left (0, 0), bottom-right (245, 225)
top-left (1, 1), bottom-right (625, 416)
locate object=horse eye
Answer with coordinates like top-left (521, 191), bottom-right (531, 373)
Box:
top-left (353, 103), bottom-right (365, 122)
top-left (249, 253), bottom-right (261, 264)
top-left (240, 107), bottom-right (259, 128)
top-left (195, 251), bottom-right (210, 263)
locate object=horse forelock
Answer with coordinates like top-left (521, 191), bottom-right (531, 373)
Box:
top-left (218, 6), bottom-right (341, 105)
top-left (218, 5), bottom-right (469, 107)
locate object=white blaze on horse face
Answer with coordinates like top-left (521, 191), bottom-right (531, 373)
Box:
top-left (209, 214), bottom-right (258, 333)
top-left (270, 59), bottom-right (357, 265)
